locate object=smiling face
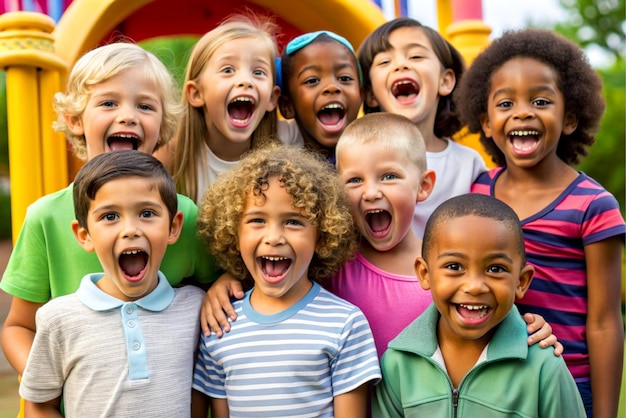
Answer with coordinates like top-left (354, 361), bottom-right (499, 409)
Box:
top-left (280, 41), bottom-right (362, 152)
top-left (67, 66), bottom-right (164, 161)
top-left (238, 176), bottom-right (318, 314)
top-left (72, 176), bottom-right (182, 301)
top-left (338, 141), bottom-right (431, 253)
top-left (480, 57), bottom-right (578, 170)
top-left (187, 36), bottom-right (279, 158)
top-left (366, 26), bottom-right (455, 131)
top-left (416, 214), bottom-right (533, 346)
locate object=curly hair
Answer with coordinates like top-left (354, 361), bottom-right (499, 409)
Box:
top-left (53, 42), bottom-right (182, 161)
top-left (357, 17), bottom-right (466, 139)
top-left (455, 28), bottom-right (605, 166)
top-left (197, 144), bottom-right (357, 282)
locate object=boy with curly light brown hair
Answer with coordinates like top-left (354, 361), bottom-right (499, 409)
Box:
top-left (192, 144), bottom-right (380, 418)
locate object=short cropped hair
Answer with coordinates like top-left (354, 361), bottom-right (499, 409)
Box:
top-left (73, 150), bottom-right (178, 229)
top-left (54, 42), bottom-right (182, 161)
top-left (422, 193), bottom-right (526, 264)
top-left (455, 29), bottom-right (605, 166)
top-left (336, 112), bottom-right (427, 174)
top-left (197, 144), bottom-right (357, 281)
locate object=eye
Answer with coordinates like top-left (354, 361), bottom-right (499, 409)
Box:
top-left (139, 210), bottom-right (156, 218)
top-left (375, 58), bottom-right (390, 66)
top-left (221, 66), bottom-right (235, 74)
top-left (253, 69), bottom-right (267, 77)
top-left (100, 101), bottom-right (116, 108)
top-left (496, 100), bottom-right (513, 109)
top-left (487, 265), bottom-right (507, 274)
top-left (532, 98), bottom-right (551, 107)
top-left (381, 173), bottom-right (398, 181)
top-left (338, 75), bottom-right (354, 83)
top-left (345, 177), bottom-right (362, 184)
top-left (286, 218), bottom-right (305, 227)
top-left (247, 218), bottom-right (265, 224)
top-left (303, 77), bottom-right (320, 86)
top-left (101, 213), bottom-right (119, 222)
top-left (444, 263), bottom-right (463, 271)
top-left (138, 103), bottom-right (155, 111)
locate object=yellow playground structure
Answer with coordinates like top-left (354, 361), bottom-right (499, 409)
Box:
top-left (0, 0), bottom-right (492, 243)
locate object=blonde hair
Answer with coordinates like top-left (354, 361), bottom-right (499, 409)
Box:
top-left (336, 113), bottom-right (427, 173)
top-left (197, 144), bottom-right (357, 282)
top-left (173, 14), bottom-right (280, 201)
top-left (53, 42), bottom-right (182, 161)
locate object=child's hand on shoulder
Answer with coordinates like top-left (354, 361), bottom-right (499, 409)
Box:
top-left (201, 273), bottom-right (244, 337)
top-left (524, 312), bottom-right (563, 356)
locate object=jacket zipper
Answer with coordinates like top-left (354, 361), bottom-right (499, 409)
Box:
top-left (452, 388), bottom-right (459, 418)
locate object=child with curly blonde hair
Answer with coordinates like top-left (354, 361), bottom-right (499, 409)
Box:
top-left (192, 144), bottom-right (380, 418)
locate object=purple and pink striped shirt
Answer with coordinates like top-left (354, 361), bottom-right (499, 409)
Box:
top-left (472, 167), bottom-right (625, 381)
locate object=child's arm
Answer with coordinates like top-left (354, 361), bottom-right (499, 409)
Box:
top-left (334, 383), bottom-right (369, 418)
top-left (200, 272), bottom-right (244, 337)
top-left (190, 389), bottom-right (209, 418)
top-left (523, 313), bottom-right (563, 356)
top-left (585, 236), bottom-right (624, 418)
top-left (209, 398), bottom-right (229, 418)
top-left (24, 398), bottom-right (63, 418)
top-left (1, 297), bottom-right (41, 375)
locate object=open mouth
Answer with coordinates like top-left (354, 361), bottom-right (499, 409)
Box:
top-left (508, 130), bottom-right (540, 153)
top-left (317, 103), bottom-right (345, 126)
top-left (391, 80), bottom-right (420, 100)
top-left (228, 97), bottom-right (255, 125)
top-left (107, 134), bottom-right (140, 151)
top-left (119, 249), bottom-right (148, 281)
top-left (365, 209), bottom-right (391, 236)
top-left (457, 304), bottom-right (490, 320)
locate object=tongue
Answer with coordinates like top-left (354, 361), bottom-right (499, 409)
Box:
top-left (318, 108), bottom-right (343, 126)
top-left (229, 102), bottom-right (251, 120)
top-left (458, 305), bottom-right (484, 320)
top-left (265, 259), bottom-right (290, 277)
top-left (511, 137), bottom-right (537, 151)
top-left (368, 211), bottom-right (391, 233)
top-left (120, 253), bottom-right (147, 277)
top-left (108, 139), bottom-right (135, 151)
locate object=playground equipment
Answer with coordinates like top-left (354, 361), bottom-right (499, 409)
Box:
top-left (0, 0), bottom-right (491, 244)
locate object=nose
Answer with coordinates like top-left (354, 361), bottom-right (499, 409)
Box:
top-left (461, 272), bottom-right (488, 295)
top-left (264, 222), bottom-right (286, 246)
top-left (393, 56), bottom-right (410, 72)
top-left (513, 103), bottom-right (535, 120)
top-left (362, 181), bottom-right (382, 201)
top-left (116, 104), bottom-right (138, 125)
top-left (236, 75), bottom-right (253, 89)
top-left (120, 217), bottom-right (141, 239)
top-left (323, 82), bottom-right (340, 95)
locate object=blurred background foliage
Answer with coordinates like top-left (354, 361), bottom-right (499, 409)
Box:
top-left (0, 0), bottom-right (624, 240)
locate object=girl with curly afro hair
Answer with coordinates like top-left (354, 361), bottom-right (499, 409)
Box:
top-left (458, 28), bottom-right (625, 418)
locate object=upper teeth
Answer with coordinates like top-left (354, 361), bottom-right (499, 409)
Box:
top-left (122, 250), bottom-right (141, 255)
top-left (367, 210), bottom-right (383, 214)
top-left (510, 130), bottom-right (539, 136)
top-left (460, 304), bottom-right (487, 310)
top-left (111, 134), bottom-right (137, 139)
top-left (394, 80), bottom-right (413, 86)
top-left (263, 256), bottom-right (287, 261)
top-left (231, 97), bottom-right (253, 103)
top-left (323, 103), bottom-right (343, 110)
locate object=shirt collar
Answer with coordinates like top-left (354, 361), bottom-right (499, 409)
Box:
top-left (77, 272), bottom-right (175, 312)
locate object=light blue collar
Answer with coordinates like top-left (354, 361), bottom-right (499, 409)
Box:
top-left (77, 271), bottom-right (175, 312)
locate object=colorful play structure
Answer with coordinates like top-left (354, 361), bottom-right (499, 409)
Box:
top-left (0, 0), bottom-right (492, 243)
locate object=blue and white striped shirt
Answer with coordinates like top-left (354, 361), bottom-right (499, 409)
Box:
top-left (193, 281), bottom-right (381, 417)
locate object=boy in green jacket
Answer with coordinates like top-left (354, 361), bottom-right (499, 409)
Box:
top-left (372, 193), bottom-right (585, 418)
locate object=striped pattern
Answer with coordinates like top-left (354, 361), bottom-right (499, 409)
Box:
top-left (472, 168), bottom-right (626, 380)
top-left (193, 282), bottom-right (380, 417)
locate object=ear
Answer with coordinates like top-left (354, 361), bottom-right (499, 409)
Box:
top-left (167, 211), bottom-right (184, 245)
top-left (417, 169), bottom-right (436, 203)
top-left (364, 88), bottom-right (379, 109)
top-left (515, 264), bottom-right (535, 300)
top-left (414, 257), bottom-right (431, 291)
top-left (277, 94), bottom-right (297, 120)
top-left (185, 81), bottom-right (205, 108)
top-left (65, 114), bottom-right (84, 136)
top-left (438, 68), bottom-right (456, 97)
top-left (71, 220), bottom-right (95, 252)
top-left (563, 113), bottom-right (578, 136)
top-left (265, 85), bottom-right (280, 113)
top-left (480, 113), bottom-right (492, 139)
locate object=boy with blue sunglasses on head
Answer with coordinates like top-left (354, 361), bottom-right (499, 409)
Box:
top-left (277, 30), bottom-right (362, 163)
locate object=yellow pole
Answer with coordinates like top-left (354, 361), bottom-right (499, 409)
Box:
top-left (0, 12), bottom-right (67, 243)
top-left (39, 69), bottom-right (66, 194)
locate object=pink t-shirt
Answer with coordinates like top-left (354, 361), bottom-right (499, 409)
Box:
top-left (331, 252), bottom-right (432, 358)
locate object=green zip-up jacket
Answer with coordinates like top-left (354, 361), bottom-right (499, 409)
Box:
top-left (372, 304), bottom-right (585, 418)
